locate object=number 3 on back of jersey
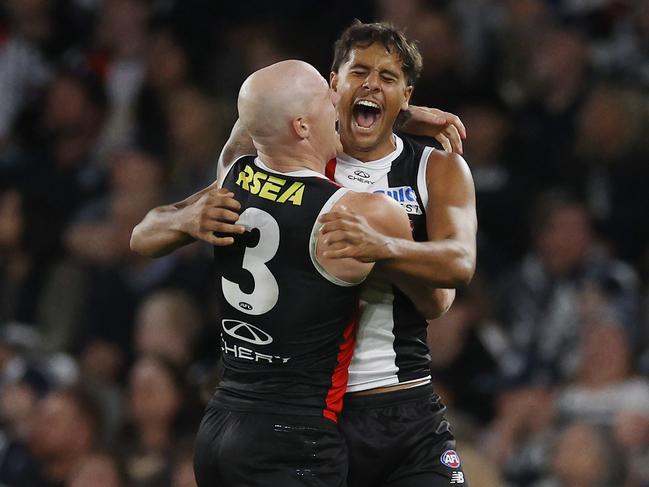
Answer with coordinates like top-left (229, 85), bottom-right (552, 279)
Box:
top-left (222, 208), bottom-right (280, 315)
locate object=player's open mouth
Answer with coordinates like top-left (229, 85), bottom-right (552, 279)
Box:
top-left (352, 99), bottom-right (382, 132)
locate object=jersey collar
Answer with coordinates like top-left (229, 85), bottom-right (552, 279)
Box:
top-left (337, 134), bottom-right (403, 169)
top-left (254, 157), bottom-right (328, 180)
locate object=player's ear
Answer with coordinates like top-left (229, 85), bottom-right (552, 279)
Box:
top-left (292, 117), bottom-right (309, 139)
top-left (401, 85), bottom-right (413, 111)
top-left (330, 72), bottom-right (338, 91)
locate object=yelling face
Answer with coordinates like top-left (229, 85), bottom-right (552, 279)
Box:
top-left (331, 42), bottom-right (413, 161)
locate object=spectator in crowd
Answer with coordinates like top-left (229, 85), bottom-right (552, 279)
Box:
top-left (66, 451), bottom-right (126, 487)
top-left (123, 355), bottom-right (197, 487)
top-left (541, 423), bottom-right (624, 487)
top-left (26, 387), bottom-right (101, 487)
top-left (556, 324), bottom-right (649, 426)
top-left (497, 190), bottom-right (642, 386)
top-left (134, 289), bottom-right (203, 368)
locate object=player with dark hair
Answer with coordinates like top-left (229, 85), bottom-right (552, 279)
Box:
top-left (131, 59), bottom-right (417, 486)
top-left (323, 21), bottom-right (477, 487)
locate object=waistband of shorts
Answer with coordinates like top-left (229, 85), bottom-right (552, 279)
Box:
top-left (206, 402), bottom-right (341, 431)
top-left (343, 382), bottom-right (438, 409)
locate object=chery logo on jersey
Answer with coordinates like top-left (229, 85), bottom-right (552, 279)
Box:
top-left (374, 186), bottom-right (422, 215)
top-left (347, 169), bottom-right (373, 185)
top-left (222, 319), bottom-right (273, 345)
top-left (440, 450), bottom-right (461, 469)
top-left (221, 319), bottom-right (290, 364)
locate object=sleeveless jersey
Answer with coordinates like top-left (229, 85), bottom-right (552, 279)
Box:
top-left (213, 156), bottom-right (358, 421)
top-left (325, 134), bottom-right (434, 392)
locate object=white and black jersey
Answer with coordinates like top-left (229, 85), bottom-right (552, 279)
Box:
top-left (213, 156), bottom-right (359, 421)
top-left (325, 134), bottom-right (434, 392)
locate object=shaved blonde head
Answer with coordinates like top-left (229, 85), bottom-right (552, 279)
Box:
top-left (238, 60), bottom-right (328, 143)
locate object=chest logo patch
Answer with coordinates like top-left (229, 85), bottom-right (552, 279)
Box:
top-left (374, 186), bottom-right (422, 215)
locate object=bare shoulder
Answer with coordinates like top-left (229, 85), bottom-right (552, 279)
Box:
top-left (426, 149), bottom-right (472, 179)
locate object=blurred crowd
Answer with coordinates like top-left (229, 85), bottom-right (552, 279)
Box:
top-left (0, 0), bottom-right (648, 486)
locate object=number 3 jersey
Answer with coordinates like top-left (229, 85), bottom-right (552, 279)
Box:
top-left (325, 134), bottom-right (434, 392)
top-left (212, 156), bottom-right (359, 422)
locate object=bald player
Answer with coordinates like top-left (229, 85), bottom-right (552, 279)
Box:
top-left (131, 60), bottom-right (416, 486)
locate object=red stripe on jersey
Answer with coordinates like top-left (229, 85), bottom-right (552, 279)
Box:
top-left (323, 304), bottom-right (359, 422)
top-left (325, 158), bottom-right (337, 182)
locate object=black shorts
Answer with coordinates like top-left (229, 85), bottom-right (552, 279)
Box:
top-left (193, 406), bottom-right (348, 487)
top-left (340, 384), bottom-right (469, 487)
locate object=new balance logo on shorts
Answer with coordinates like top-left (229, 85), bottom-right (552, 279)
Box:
top-left (450, 471), bottom-right (465, 484)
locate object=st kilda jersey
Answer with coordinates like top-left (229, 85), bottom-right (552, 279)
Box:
top-left (212, 156), bottom-right (358, 421)
top-left (325, 134), bottom-right (434, 392)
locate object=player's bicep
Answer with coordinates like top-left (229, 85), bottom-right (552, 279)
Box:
top-left (425, 152), bottom-right (477, 245)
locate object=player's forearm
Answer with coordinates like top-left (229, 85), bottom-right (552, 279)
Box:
top-left (383, 238), bottom-right (475, 289)
top-left (386, 270), bottom-right (456, 318)
top-left (130, 205), bottom-right (194, 258)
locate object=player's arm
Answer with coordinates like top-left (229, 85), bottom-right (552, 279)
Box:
top-left (385, 150), bottom-right (477, 287)
top-left (217, 118), bottom-right (257, 186)
top-left (400, 106), bottom-right (466, 154)
top-left (318, 192), bottom-right (446, 317)
top-left (130, 184), bottom-right (246, 258)
top-left (320, 151), bottom-right (477, 316)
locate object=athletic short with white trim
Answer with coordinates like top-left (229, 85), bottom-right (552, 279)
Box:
top-left (340, 384), bottom-right (469, 487)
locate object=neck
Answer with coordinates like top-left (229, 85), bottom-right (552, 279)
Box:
top-left (256, 146), bottom-right (325, 175)
top-left (341, 133), bottom-right (396, 162)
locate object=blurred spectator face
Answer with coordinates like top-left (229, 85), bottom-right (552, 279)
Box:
top-left (461, 106), bottom-right (509, 164)
top-left (614, 411), bottom-right (649, 449)
top-left (134, 291), bottom-right (201, 367)
top-left (552, 423), bottom-right (607, 487)
top-left (46, 77), bottom-right (93, 133)
top-left (577, 87), bottom-right (634, 158)
top-left (81, 340), bottom-right (124, 382)
top-left (167, 88), bottom-right (221, 165)
top-left (0, 382), bottom-right (37, 440)
top-left (536, 203), bottom-right (591, 275)
top-left (109, 150), bottom-right (164, 194)
top-left (0, 190), bottom-right (23, 250)
top-left (30, 391), bottom-right (95, 459)
top-left (579, 325), bottom-right (630, 387)
top-left (147, 31), bottom-right (188, 91)
top-left (530, 29), bottom-right (586, 95)
top-left (409, 9), bottom-right (458, 78)
top-left (376, 0), bottom-right (420, 28)
top-left (96, 0), bottom-right (149, 58)
top-left (6, 0), bottom-right (50, 41)
top-left (128, 357), bottom-right (181, 427)
top-left (44, 75), bottom-right (105, 167)
top-left (67, 453), bottom-right (123, 487)
top-left (505, 0), bottom-right (547, 27)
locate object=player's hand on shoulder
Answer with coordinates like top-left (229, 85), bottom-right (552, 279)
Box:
top-left (182, 187), bottom-right (246, 246)
top-left (402, 105), bottom-right (466, 154)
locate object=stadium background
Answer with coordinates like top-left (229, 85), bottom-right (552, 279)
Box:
top-left (1, 0), bottom-right (648, 486)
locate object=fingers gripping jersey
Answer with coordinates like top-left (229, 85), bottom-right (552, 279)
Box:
top-left (213, 156), bottom-right (358, 421)
top-left (326, 134), bottom-right (434, 392)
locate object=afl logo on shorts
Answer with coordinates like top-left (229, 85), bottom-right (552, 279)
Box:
top-left (222, 319), bottom-right (273, 345)
top-left (440, 450), bottom-right (461, 468)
